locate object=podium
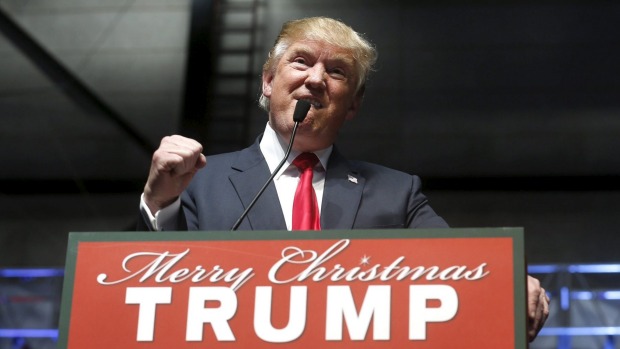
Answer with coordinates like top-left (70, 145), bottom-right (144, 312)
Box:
top-left (57, 228), bottom-right (527, 348)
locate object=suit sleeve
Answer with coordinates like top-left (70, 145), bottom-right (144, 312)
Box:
top-left (407, 175), bottom-right (449, 228)
top-left (136, 195), bottom-right (189, 231)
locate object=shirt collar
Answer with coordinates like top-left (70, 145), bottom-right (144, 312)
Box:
top-left (259, 122), bottom-right (332, 178)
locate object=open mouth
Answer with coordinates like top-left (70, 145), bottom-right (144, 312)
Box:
top-left (299, 98), bottom-right (323, 109)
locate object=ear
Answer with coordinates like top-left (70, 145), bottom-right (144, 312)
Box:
top-left (345, 92), bottom-right (363, 121)
top-left (262, 71), bottom-right (273, 97)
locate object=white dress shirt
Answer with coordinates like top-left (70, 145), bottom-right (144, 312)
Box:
top-left (140, 122), bottom-right (332, 231)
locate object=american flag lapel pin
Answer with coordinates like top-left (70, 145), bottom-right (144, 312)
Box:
top-left (347, 174), bottom-right (358, 184)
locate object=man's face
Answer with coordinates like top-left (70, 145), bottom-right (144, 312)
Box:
top-left (262, 40), bottom-right (361, 152)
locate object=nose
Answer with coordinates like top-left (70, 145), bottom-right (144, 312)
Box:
top-left (305, 64), bottom-right (326, 89)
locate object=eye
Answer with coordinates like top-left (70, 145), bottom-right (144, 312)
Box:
top-left (293, 57), bottom-right (307, 65)
top-left (329, 67), bottom-right (346, 79)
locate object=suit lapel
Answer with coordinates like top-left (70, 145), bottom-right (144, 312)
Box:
top-left (321, 148), bottom-right (365, 229)
top-left (228, 140), bottom-right (287, 230)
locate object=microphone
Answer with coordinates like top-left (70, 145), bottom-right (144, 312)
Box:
top-left (231, 100), bottom-right (311, 230)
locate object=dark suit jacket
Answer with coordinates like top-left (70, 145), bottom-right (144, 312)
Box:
top-left (139, 139), bottom-right (448, 231)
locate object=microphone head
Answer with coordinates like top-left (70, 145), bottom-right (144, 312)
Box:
top-left (293, 100), bottom-right (311, 122)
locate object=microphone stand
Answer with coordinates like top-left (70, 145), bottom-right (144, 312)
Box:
top-left (230, 100), bottom-right (310, 231)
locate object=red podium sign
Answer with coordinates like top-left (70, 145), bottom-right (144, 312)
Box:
top-left (57, 228), bottom-right (526, 348)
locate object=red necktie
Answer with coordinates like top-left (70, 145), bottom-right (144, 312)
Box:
top-left (292, 153), bottom-right (321, 230)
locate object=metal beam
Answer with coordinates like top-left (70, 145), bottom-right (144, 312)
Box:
top-left (0, 6), bottom-right (155, 155)
top-left (1, 176), bottom-right (619, 194)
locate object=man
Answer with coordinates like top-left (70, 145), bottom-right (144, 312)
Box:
top-left (139, 16), bottom-right (549, 341)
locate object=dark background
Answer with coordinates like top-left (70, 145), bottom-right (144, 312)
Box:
top-left (1, 0), bottom-right (619, 267)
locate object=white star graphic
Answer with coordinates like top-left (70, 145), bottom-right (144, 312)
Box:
top-left (360, 255), bottom-right (371, 265)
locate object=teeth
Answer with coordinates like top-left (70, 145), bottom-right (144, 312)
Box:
top-left (301, 99), bottom-right (322, 108)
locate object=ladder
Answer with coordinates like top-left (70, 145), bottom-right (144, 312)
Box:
top-left (207, 0), bottom-right (262, 154)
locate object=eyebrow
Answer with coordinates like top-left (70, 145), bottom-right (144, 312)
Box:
top-left (289, 44), bottom-right (355, 67)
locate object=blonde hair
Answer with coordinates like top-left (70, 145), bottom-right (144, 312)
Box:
top-left (259, 17), bottom-right (377, 111)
